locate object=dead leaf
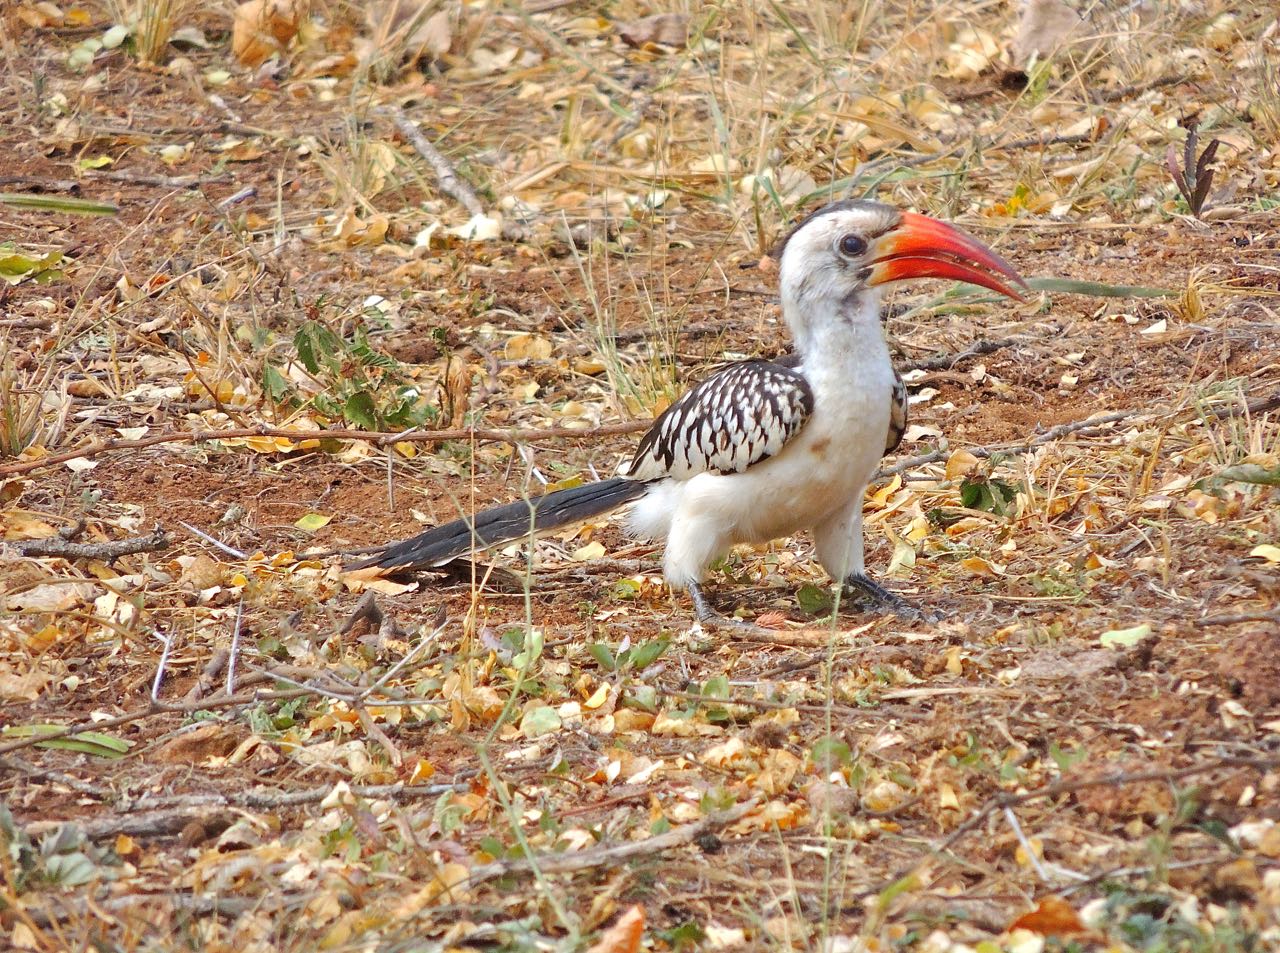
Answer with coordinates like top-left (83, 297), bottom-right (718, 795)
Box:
top-left (618, 14), bottom-right (689, 49)
top-left (7, 582), bottom-right (97, 613)
top-left (153, 723), bottom-right (244, 764)
top-left (504, 333), bottom-right (554, 361)
top-left (232, 0), bottom-right (303, 68)
top-left (1009, 895), bottom-right (1086, 935)
top-left (1012, 0), bottom-right (1086, 66)
top-left (945, 449), bottom-right (981, 480)
top-left (587, 904), bottom-right (644, 953)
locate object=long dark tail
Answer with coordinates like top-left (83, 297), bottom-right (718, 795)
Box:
top-left (348, 477), bottom-right (648, 571)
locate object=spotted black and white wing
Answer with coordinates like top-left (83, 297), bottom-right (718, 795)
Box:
top-left (623, 360), bottom-right (814, 481)
top-left (885, 369), bottom-right (908, 454)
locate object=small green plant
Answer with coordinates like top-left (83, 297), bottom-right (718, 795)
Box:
top-left (0, 243), bottom-right (64, 284)
top-left (0, 804), bottom-right (112, 893)
top-left (1091, 882), bottom-right (1260, 951)
top-left (245, 697), bottom-right (307, 737)
top-left (267, 315), bottom-right (437, 431)
top-left (587, 637), bottom-right (669, 674)
top-left (959, 472), bottom-right (1018, 515)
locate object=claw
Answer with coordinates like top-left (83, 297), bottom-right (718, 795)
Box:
top-left (841, 573), bottom-right (942, 622)
top-left (687, 581), bottom-right (767, 631)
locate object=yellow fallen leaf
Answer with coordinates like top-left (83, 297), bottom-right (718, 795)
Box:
top-left (699, 736), bottom-right (746, 767)
top-left (409, 759), bottom-right (435, 783)
top-left (1249, 544), bottom-right (1280, 563)
top-left (583, 682), bottom-right (610, 710)
top-left (294, 512), bottom-right (331, 532)
top-left (866, 473), bottom-right (902, 508)
top-left (572, 541), bottom-right (606, 561)
top-left (945, 449), bottom-right (981, 480)
top-left (960, 556), bottom-right (1004, 577)
top-left (505, 333), bottom-right (554, 360)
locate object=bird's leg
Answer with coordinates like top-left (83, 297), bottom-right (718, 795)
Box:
top-left (687, 581), bottom-right (759, 630)
top-left (841, 572), bottom-right (938, 621)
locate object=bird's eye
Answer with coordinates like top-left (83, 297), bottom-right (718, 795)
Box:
top-left (838, 233), bottom-right (867, 257)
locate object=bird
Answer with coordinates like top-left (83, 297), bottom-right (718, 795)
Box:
top-left (349, 199), bottom-right (1027, 623)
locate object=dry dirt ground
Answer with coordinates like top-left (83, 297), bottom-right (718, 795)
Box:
top-left (2, 1), bottom-right (1279, 951)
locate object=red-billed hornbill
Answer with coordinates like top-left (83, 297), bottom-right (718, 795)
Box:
top-left (351, 200), bottom-right (1027, 621)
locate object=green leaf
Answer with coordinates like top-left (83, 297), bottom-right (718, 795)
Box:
top-left (343, 391), bottom-right (378, 429)
top-left (294, 325), bottom-right (319, 373)
top-left (294, 512), bottom-right (331, 532)
top-left (1100, 622), bottom-right (1152, 648)
top-left (701, 674), bottom-right (729, 699)
top-left (262, 364), bottom-right (291, 402)
top-left (1025, 276), bottom-right (1175, 298)
top-left (0, 193), bottom-right (118, 216)
top-left (519, 705), bottom-right (561, 738)
top-left (812, 735), bottom-right (853, 771)
top-left (796, 583), bottom-right (831, 614)
top-left (2, 724), bottom-right (132, 759)
top-left (699, 787), bottom-right (735, 812)
top-left (656, 921), bottom-right (705, 951)
top-left (1048, 740), bottom-right (1087, 770)
top-left (1217, 463), bottom-right (1280, 487)
top-left (876, 870), bottom-right (920, 911)
top-left (76, 155), bottom-right (114, 170)
top-left (0, 249), bottom-right (64, 285)
top-left (512, 628), bottom-right (544, 670)
top-left (624, 684), bottom-right (657, 712)
top-left (926, 506), bottom-right (966, 529)
top-left (588, 643), bottom-right (616, 671)
top-left (44, 851), bottom-right (99, 886)
top-left (612, 578), bottom-right (641, 599)
top-left (959, 476), bottom-right (1016, 516)
top-left (628, 638), bottom-right (668, 671)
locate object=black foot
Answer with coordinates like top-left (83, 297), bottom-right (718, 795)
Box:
top-left (688, 581), bottom-right (762, 631)
top-left (841, 573), bottom-right (940, 622)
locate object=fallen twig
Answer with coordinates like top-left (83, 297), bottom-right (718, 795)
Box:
top-left (1195, 608), bottom-right (1280, 627)
top-left (659, 689), bottom-right (923, 721)
top-left (182, 649), bottom-right (229, 703)
top-left (383, 105), bottom-right (484, 218)
top-left (84, 169), bottom-right (232, 189)
top-left (20, 807), bottom-right (236, 840)
top-left (178, 520), bottom-right (247, 560)
top-left (0, 687), bottom-right (313, 756)
top-left (465, 798), bottom-right (758, 884)
top-left (0, 420), bottom-right (651, 479)
top-left (5, 528), bottom-right (170, 561)
top-left (906, 335), bottom-right (1027, 371)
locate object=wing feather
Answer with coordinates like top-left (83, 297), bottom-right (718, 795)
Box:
top-left (624, 360), bottom-right (814, 481)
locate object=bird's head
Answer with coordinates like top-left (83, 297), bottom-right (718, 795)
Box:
top-left (770, 199), bottom-right (1027, 342)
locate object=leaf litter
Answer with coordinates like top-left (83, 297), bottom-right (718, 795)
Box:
top-left (1, 0), bottom-right (1279, 950)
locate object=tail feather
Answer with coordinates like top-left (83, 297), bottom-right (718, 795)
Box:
top-left (348, 477), bottom-right (648, 571)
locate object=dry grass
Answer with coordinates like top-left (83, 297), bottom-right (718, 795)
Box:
top-left (1, 0), bottom-right (1279, 950)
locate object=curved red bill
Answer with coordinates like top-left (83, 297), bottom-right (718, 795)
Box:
top-left (867, 211), bottom-right (1028, 301)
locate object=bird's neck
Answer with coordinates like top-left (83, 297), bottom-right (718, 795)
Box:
top-left (784, 289), bottom-right (890, 379)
